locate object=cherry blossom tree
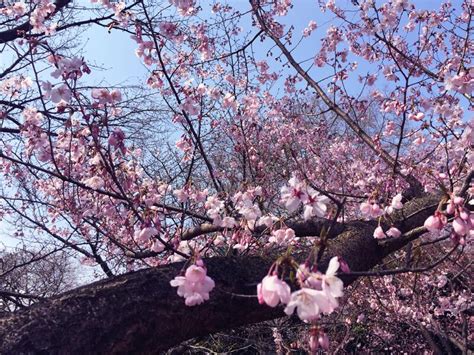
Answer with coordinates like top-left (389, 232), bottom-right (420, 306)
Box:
top-left (0, 0), bottom-right (472, 352)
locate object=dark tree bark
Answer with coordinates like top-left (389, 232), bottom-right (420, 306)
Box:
top-left (0, 193), bottom-right (439, 354)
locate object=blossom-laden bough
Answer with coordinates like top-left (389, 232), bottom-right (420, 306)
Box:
top-left (0, 0), bottom-right (472, 352)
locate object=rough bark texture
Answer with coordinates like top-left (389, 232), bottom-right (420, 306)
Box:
top-left (0, 193), bottom-right (440, 354)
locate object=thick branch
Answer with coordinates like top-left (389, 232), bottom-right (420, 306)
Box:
top-left (0, 193), bottom-right (439, 353)
top-left (181, 217), bottom-right (344, 241)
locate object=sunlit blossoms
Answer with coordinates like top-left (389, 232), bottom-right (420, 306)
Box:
top-left (170, 261), bottom-right (215, 306)
top-left (280, 177), bottom-right (329, 220)
top-left (0, 0), bottom-right (472, 352)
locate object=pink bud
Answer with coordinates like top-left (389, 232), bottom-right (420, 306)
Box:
top-left (373, 226), bottom-right (386, 239)
top-left (424, 215), bottom-right (443, 232)
top-left (446, 201), bottom-right (456, 214)
top-left (318, 332), bottom-right (329, 350)
top-left (338, 257), bottom-right (351, 273)
top-left (460, 210), bottom-right (470, 221)
top-left (452, 218), bottom-right (468, 236)
top-left (386, 227), bottom-right (401, 238)
top-left (257, 283), bottom-right (265, 304)
top-left (195, 258), bottom-right (204, 267)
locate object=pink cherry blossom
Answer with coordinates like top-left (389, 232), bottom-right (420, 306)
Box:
top-left (257, 275), bottom-right (291, 307)
top-left (424, 213), bottom-right (446, 233)
top-left (83, 176), bottom-right (105, 190)
top-left (373, 226), bottom-right (386, 239)
top-left (391, 193), bottom-right (403, 210)
top-left (280, 176), bottom-right (307, 212)
top-left (284, 288), bottom-right (333, 321)
top-left (170, 263), bottom-right (215, 306)
top-left (49, 84), bottom-right (71, 104)
top-left (135, 227), bottom-right (159, 244)
top-left (386, 227), bottom-right (401, 238)
top-left (268, 228), bottom-right (296, 245)
top-left (360, 201), bottom-right (384, 219)
top-left (303, 190), bottom-right (329, 220)
top-left (321, 257), bottom-right (344, 298)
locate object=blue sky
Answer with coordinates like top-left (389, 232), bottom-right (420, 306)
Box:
top-left (79, 0), bottom-right (465, 97)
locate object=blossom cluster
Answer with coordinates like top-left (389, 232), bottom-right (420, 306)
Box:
top-left (424, 195), bottom-right (473, 244)
top-left (257, 257), bottom-right (344, 322)
top-left (280, 177), bottom-right (329, 220)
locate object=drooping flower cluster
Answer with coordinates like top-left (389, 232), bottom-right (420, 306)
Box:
top-left (268, 228), bottom-right (298, 246)
top-left (424, 196), bottom-right (473, 244)
top-left (170, 260), bottom-right (215, 306)
top-left (257, 257), bottom-right (344, 323)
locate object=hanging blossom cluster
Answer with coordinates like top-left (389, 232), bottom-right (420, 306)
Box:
top-left (257, 257), bottom-right (344, 320)
top-left (170, 259), bottom-right (215, 306)
top-left (256, 257), bottom-right (345, 349)
top-left (424, 195), bottom-right (474, 245)
top-left (358, 193), bottom-right (405, 240)
top-left (360, 193), bottom-right (403, 219)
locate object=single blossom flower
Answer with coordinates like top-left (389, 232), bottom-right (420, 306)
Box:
top-left (280, 177), bottom-right (307, 212)
top-left (373, 226), bottom-right (386, 239)
top-left (321, 257), bottom-right (344, 298)
top-left (170, 263), bottom-right (215, 306)
top-left (303, 192), bottom-right (329, 220)
top-left (257, 275), bottom-right (291, 307)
